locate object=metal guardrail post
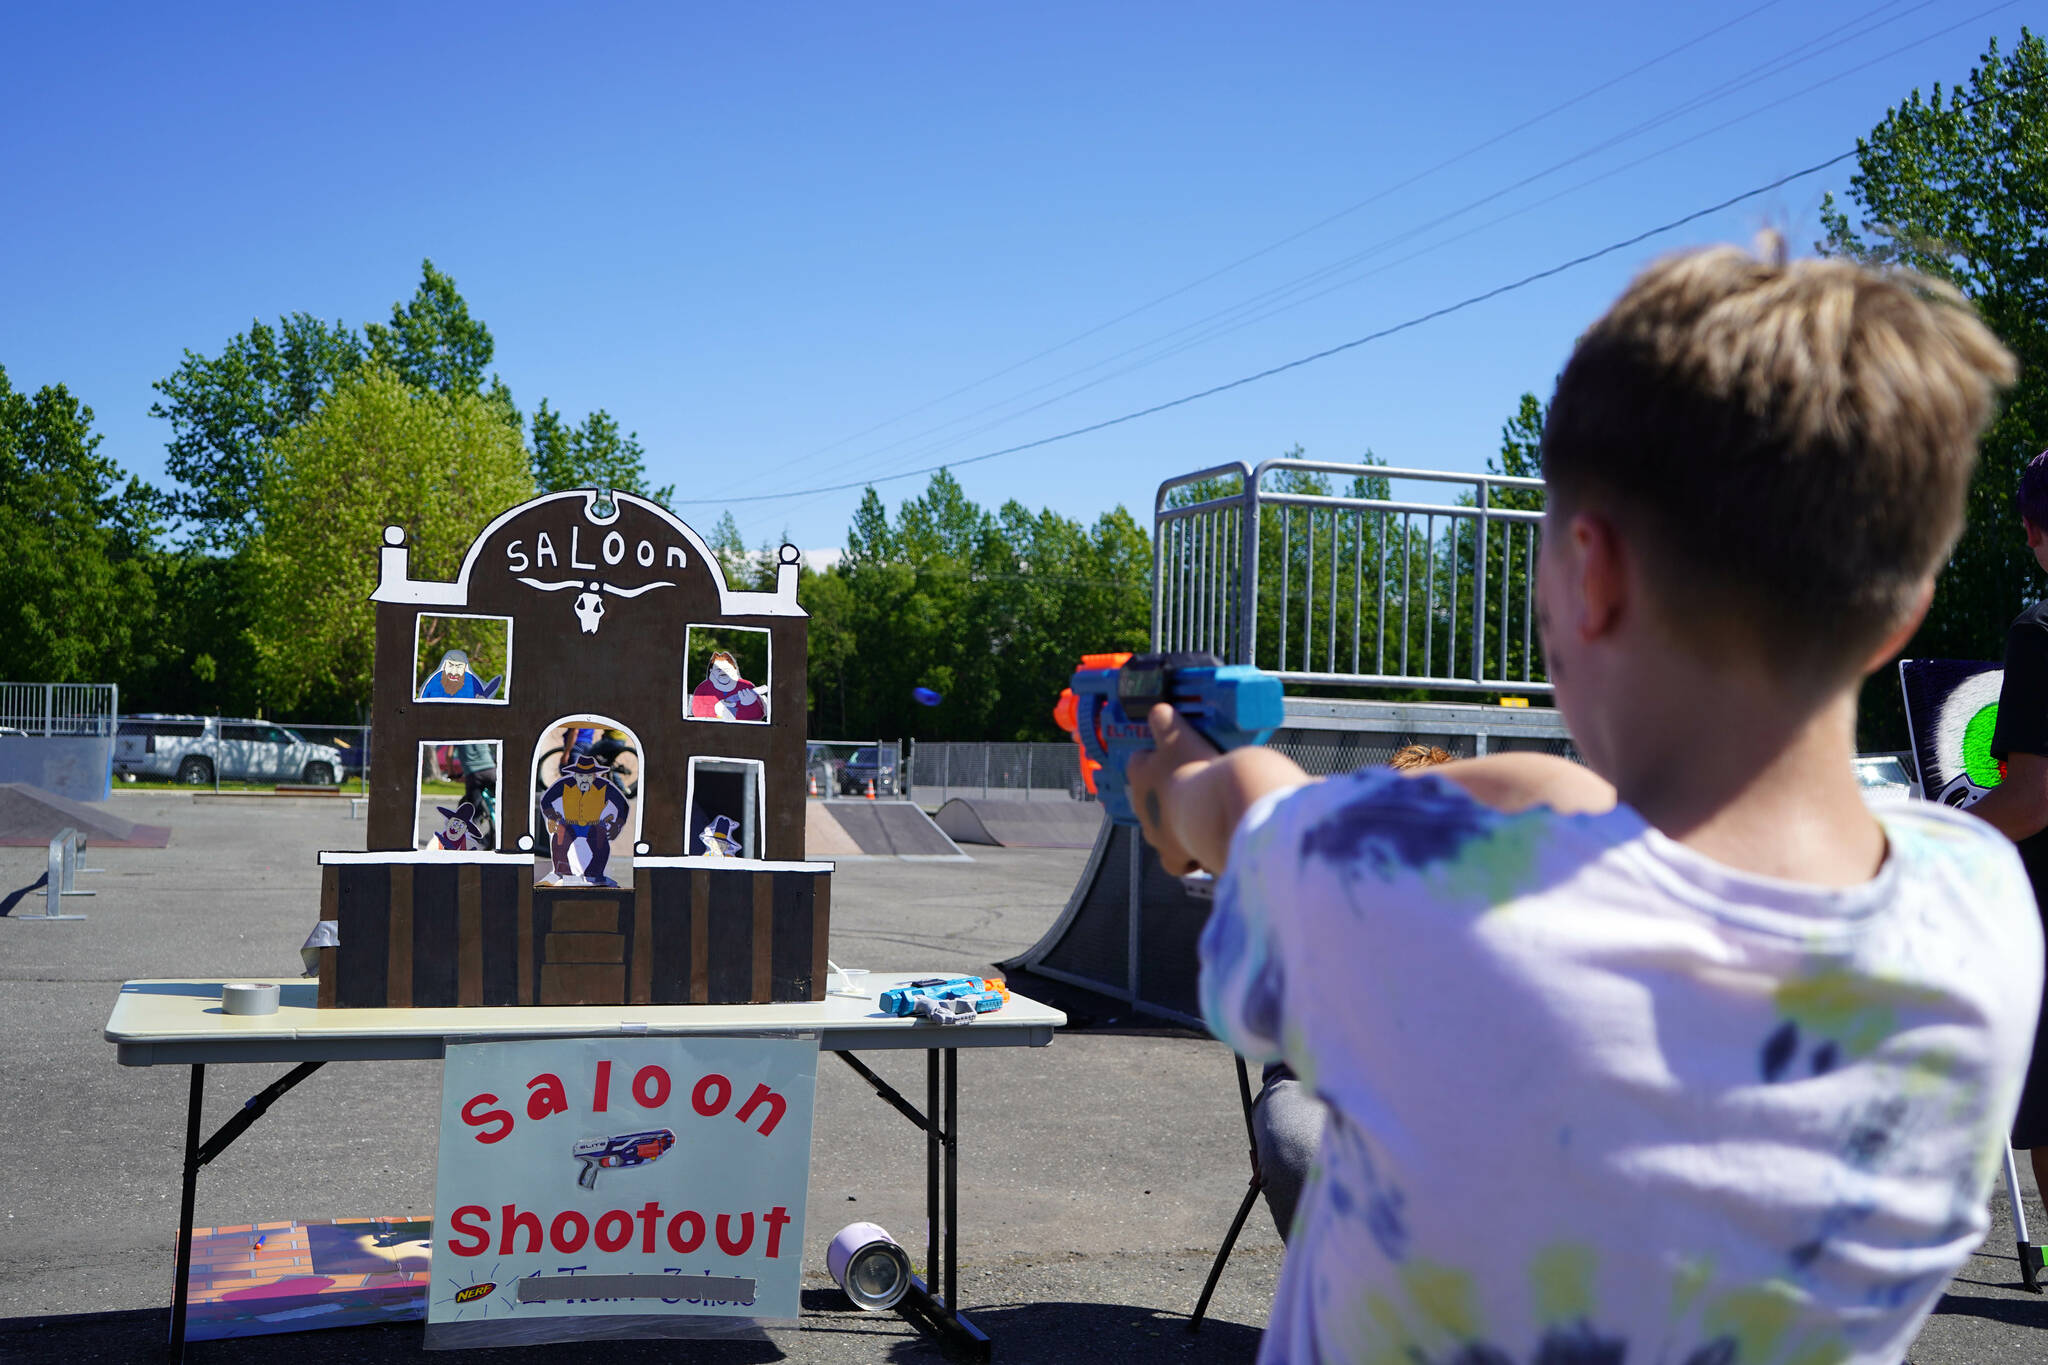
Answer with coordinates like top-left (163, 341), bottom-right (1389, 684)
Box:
top-left (23, 828), bottom-right (89, 921)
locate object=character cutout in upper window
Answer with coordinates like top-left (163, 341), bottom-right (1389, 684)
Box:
top-left (690, 650), bottom-right (766, 722)
top-left (419, 649), bottom-right (503, 701)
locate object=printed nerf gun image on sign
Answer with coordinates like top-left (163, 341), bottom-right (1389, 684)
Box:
top-left (573, 1128), bottom-right (675, 1189)
top-left (1068, 651), bottom-right (1285, 825)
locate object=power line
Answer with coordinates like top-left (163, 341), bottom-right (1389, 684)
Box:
top-left (678, 148), bottom-right (1858, 507)
top-left (708, 0), bottom-right (1793, 503)
top-left (732, 0), bottom-right (1946, 502)
top-left (710, 57), bottom-right (2018, 521)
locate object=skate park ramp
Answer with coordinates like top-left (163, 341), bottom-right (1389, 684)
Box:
top-left (811, 800), bottom-right (969, 860)
top-left (805, 800), bottom-right (862, 857)
top-left (935, 797), bottom-right (1103, 849)
top-left (1002, 816), bottom-right (1210, 1026)
top-left (0, 782), bottom-right (172, 848)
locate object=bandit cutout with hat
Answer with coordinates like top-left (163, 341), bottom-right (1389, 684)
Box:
top-left (419, 649), bottom-right (503, 701)
top-left (698, 813), bottom-right (743, 858)
top-left (431, 802), bottom-right (488, 851)
top-left (538, 754), bottom-right (631, 887)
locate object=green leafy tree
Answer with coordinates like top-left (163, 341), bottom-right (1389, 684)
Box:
top-left (365, 259), bottom-right (498, 398)
top-left (151, 312), bottom-right (363, 550)
top-left (245, 367), bottom-right (535, 715)
top-left (1818, 28), bottom-right (2047, 746)
top-left (705, 510), bottom-right (761, 587)
top-left (1476, 394), bottom-right (1547, 686)
top-left (529, 399), bottom-right (673, 503)
top-left (0, 366), bottom-right (161, 684)
top-left (805, 473), bottom-right (1153, 740)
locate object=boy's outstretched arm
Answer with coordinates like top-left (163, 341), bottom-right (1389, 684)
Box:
top-left (1128, 703), bottom-right (1616, 876)
top-left (1127, 703), bottom-right (1308, 876)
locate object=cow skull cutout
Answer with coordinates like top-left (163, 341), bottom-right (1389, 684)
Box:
top-left (574, 586), bottom-right (605, 634)
top-left (518, 574), bottom-right (677, 632)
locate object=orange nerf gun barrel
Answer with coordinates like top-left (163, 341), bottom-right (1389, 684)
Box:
top-left (1055, 652), bottom-right (1132, 796)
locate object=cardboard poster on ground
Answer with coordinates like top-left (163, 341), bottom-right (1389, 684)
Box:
top-left (184, 1217), bottom-right (431, 1341)
top-left (428, 1035), bottom-right (816, 1347)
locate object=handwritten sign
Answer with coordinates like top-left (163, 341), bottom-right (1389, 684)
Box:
top-left (429, 1035), bottom-right (816, 1340)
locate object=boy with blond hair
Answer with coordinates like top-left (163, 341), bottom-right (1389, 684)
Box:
top-left (1132, 240), bottom-right (2035, 1364)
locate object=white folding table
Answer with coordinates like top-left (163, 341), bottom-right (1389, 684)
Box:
top-left (106, 975), bottom-right (1064, 1361)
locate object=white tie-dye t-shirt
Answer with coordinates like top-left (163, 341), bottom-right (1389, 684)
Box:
top-left (1202, 770), bottom-right (2043, 1365)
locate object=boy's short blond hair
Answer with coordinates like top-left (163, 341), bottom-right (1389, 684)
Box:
top-left (1543, 237), bottom-right (2015, 676)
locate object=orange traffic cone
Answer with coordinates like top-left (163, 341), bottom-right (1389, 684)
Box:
top-left (809, 773), bottom-right (819, 797)
top-left (865, 779), bottom-right (876, 800)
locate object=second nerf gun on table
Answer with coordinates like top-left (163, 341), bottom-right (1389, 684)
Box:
top-left (1068, 651), bottom-right (1284, 826)
top-left (880, 976), bottom-right (1009, 1025)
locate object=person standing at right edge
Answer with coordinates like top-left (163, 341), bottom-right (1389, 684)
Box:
top-left (1971, 447), bottom-right (2048, 1197)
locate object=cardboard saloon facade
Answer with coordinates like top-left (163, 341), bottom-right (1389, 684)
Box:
top-left (316, 490), bottom-right (829, 1008)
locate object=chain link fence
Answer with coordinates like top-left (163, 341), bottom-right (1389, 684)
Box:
top-left (909, 741), bottom-right (1089, 807)
top-left (807, 740), bottom-right (905, 798)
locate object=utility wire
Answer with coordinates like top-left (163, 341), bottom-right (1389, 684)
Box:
top-left (709, 0), bottom-right (1792, 503)
top-left (842, 0), bottom-right (2013, 477)
top-left (679, 148), bottom-right (1857, 507)
top-left (812, 0), bottom-right (1951, 491)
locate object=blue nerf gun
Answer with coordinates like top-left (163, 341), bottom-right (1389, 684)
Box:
top-left (1070, 651), bottom-right (1285, 826)
top-left (879, 976), bottom-right (1008, 1022)
top-left (572, 1128), bottom-right (675, 1189)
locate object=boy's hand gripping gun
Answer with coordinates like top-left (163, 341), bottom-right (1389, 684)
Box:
top-left (1069, 651), bottom-right (1284, 826)
top-left (572, 1128), bottom-right (675, 1189)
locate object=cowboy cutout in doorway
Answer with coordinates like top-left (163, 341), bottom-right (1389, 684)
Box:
top-left (699, 813), bottom-right (743, 857)
top-left (537, 753), bottom-right (631, 887)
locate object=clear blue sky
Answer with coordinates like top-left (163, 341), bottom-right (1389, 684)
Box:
top-left (0, 2), bottom-right (2022, 557)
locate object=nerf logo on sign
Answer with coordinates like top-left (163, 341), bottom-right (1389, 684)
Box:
top-left (453, 1282), bottom-right (496, 1304)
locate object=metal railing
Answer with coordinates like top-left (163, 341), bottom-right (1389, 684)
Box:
top-left (0, 682), bottom-right (119, 736)
top-left (1154, 460), bottom-right (1549, 695)
top-left (909, 741), bottom-right (1088, 806)
top-left (18, 828), bottom-right (94, 921)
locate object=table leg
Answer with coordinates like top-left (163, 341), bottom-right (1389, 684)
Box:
top-left (832, 1049), bottom-right (991, 1359)
top-left (944, 1045), bottom-right (958, 1316)
top-left (162, 1061), bottom-right (325, 1361)
top-left (927, 1048), bottom-right (940, 1295)
top-left (168, 1063), bottom-right (204, 1361)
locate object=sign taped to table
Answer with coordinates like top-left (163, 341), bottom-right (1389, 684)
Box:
top-left (429, 1034), bottom-right (817, 1347)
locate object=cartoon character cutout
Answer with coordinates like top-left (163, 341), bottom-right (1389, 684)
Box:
top-left (538, 753), bottom-right (631, 887)
top-left (432, 801), bottom-right (487, 851)
top-left (698, 814), bottom-right (742, 858)
top-left (690, 650), bottom-right (765, 722)
top-left (419, 649), bottom-right (503, 701)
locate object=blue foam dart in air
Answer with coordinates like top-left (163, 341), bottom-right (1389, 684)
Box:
top-left (912, 687), bottom-right (943, 707)
top-left (1069, 651), bottom-right (1285, 827)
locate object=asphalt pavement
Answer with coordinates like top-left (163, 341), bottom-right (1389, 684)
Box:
top-left (0, 791), bottom-right (2043, 1363)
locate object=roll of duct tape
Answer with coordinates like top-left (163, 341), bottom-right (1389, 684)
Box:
top-left (222, 982), bottom-right (281, 1015)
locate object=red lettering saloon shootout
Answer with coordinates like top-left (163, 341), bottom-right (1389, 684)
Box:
top-left (431, 1035), bottom-right (818, 1334)
top-left (457, 1058), bottom-right (789, 1144)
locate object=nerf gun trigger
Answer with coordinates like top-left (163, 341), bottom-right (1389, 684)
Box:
top-left (572, 1128), bottom-right (675, 1190)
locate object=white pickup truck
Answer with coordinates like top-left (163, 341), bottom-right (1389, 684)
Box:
top-left (115, 714), bottom-right (348, 786)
